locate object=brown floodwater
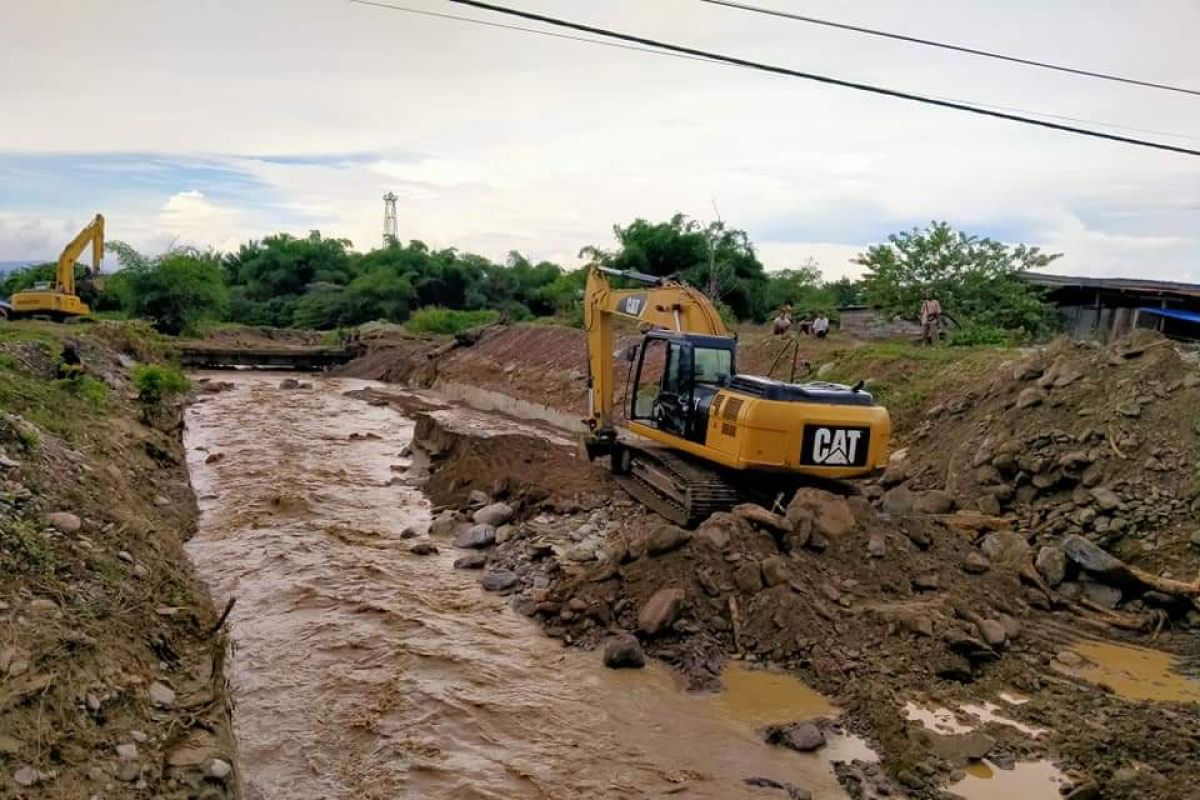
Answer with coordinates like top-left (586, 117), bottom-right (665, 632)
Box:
top-left (948, 760), bottom-right (1066, 800)
top-left (1062, 640), bottom-right (1200, 703)
top-left (183, 373), bottom-right (874, 800)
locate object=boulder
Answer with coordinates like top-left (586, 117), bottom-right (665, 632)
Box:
top-left (1081, 582), bottom-right (1122, 609)
top-left (979, 531), bottom-right (1030, 567)
top-left (638, 587), bottom-right (685, 636)
top-left (1035, 545), bottom-right (1067, 587)
top-left (1089, 487), bottom-right (1122, 512)
top-left (481, 569), bottom-right (519, 593)
top-left (205, 758), bottom-right (233, 781)
top-left (1061, 534), bottom-right (1126, 580)
top-left (46, 511), bottom-right (82, 534)
top-left (602, 633), bottom-right (645, 669)
top-left (645, 524), bottom-right (691, 556)
top-left (867, 533), bottom-right (887, 558)
top-left (453, 552), bottom-right (488, 569)
top-left (961, 552), bottom-right (990, 574)
top-left (975, 619), bottom-right (1007, 648)
top-left (148, 681), bottom-right (176, 708)
top-left (913, 490), bottom-right (954, 515)
top-left (911, 572), bottom-right (940, 591)
top-left (466, 489), bottom-right (490, 507)
top-left (976, 494), bottom-right (1001, 516)
top-left (763, 721), bottom-right (826, 753)
top-left (410, 542), bottom-right (439, 555)
top-left (473, 502), bottom-right (515, 527)
top-left (454, 524), bottom-right (497, 549)
top-left (880, 485), bottom-right (916, 515)
top-left (429, 510), bottom-right (464, 538)
top-left (787, 488), bottom-right (856, 538)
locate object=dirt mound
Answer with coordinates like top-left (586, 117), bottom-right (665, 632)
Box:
top-left (890, 335), bottom-right (1200, 578)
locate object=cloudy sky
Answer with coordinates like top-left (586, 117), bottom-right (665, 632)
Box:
top-left (2, 0), bottom-right (1198, 280)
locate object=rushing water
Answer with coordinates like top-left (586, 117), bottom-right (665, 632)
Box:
top-left (183, 373), bottom-right (870, 800)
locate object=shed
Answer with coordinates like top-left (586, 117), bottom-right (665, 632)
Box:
top-left (1025, 274), bottom-right (1200, 342)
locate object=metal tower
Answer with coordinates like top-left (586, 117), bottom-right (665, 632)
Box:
top-left (382, 192), bottom-right (398, 245)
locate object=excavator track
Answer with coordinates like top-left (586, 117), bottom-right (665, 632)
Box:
top-left (615, 445), bottom-right (741, 527)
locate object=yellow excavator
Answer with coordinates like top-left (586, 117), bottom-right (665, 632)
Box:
top-left (583, 265), bottom-right (892, 525)
top-left (10, 214), bottom-right (105, 320)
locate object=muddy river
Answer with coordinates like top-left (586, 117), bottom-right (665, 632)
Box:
top-left (183, 374), bottom-right (874, 799)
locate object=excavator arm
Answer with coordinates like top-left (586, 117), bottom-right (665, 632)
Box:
top-left (56, 214), bottom-right (104, 295)
top-left (584, 265), bottom-right (728, 444)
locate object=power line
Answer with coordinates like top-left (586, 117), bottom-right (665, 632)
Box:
top-left (425, 0), bottom-right (1200, 157)
top-left (351, 0), bottom-right (1199, 145)
top-left (346, 0), bottom-right (718, 65)
top-left (701, 0), bottom-right (1200, 98)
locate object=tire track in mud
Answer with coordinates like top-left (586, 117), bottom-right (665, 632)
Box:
top-left (182, 374), bottom-right (861, 800)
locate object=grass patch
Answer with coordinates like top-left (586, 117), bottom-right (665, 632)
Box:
top-left (0, 517), bottom-right (57, 574)
top-left (405, 307), bottom-right (499, 336)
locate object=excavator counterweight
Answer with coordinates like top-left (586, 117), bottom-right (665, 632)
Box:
top-left (583, 265), bottom-right (891, 525)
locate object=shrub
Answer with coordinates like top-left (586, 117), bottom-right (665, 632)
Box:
top-left (58, 374), bottom-right (109, 410)
top-left (406, 307), bottom-right (500, 336)
top-left (945, 322), bottom-right (1018, 347)
top-left (133, 363), bottom-right (190, 413)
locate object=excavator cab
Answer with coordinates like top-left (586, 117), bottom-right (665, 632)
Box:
top-left (629, 331), bottom-right (735, 444)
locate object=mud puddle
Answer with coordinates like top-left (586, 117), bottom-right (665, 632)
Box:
top-left (949, 760), bottom-right (1066, 800)
top-left (1058, 639), bottom-right (1200, 703)
top-left (183, 373), bottom-right (870, 799)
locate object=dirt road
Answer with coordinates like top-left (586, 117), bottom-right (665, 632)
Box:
top-left (182, 374), bottom-right (871, 799)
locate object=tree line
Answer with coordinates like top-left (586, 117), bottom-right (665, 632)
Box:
top-left (1, 216), bottom-right (1059, 340)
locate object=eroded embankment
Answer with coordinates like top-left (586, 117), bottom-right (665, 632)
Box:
top-left (0, 323), bottom-right (235, 799)
top-left (346, 325), bottom-right (1200, 800)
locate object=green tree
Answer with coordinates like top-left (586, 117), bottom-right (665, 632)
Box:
top-left (110, 245), bottom-right (228, 335)
top-left (856, 221), bottom-right (1059, 335)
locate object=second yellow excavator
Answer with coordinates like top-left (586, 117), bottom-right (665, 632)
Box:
top-left (10, 214), bottom-right (105, 320)
top-left (583, 265), bottom-right (891, 525)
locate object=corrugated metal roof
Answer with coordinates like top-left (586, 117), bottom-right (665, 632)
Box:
top-left (1027, 273), bottom-right (1200, 298)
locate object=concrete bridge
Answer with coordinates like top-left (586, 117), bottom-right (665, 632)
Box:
top-left (177, 343), bottom-right (362, 370)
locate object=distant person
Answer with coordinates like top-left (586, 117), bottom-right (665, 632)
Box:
top-left (812, 313), bottom-right (830, 339)
top-left (920, 292), bottom-right (943, 345)
top-left (772, 304), bottom-right (793, 336)
top-left (796, 315), bottom-right (813, 337)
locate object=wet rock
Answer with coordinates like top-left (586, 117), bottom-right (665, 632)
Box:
top-left (481, 569), bottom-right (519, 593)
top-left (913, 490), bottom-right (954, 515)
top-left (410, 542), bottom-right (439, 555)
top-left (454, 524), bottom-right (496, 549)
top-left (763, 721), bottom-right (825, 753)
top-left (279, 378), bottom-right (301, 389)
top-left (638, 587), bottom-right (685, 636)
top-left (928, 731), bottom-right (995, 763)
top-left (1016, 387), bottom-right (1046, 408)
top-left (979, 531), bottom-right (1030, 567)
top-left (743, 777), bottom-right (813, 800)
top-left (602, 633), bottom-right (645, 669)
top-left (204, 451), bottom-right (226, 464)
top-left (1064, 779), bottom-right (1100, 800)
top-left (787, 488), bottom-right (856, 538)
top-left (473, 502), bottom-right (514, 527)
top-left (961, 552), bottom-right (990, 574)
top-left (880, 486), bottom-right (915, 515)
top-left (760, 556), bottom-right (789, 587)
top-left (46, 511), bottom-right (81, 533)
top-left (205, 758), bottom-right (233, 782)
top-left (453, 552), bottom-right (488, 569)
top-left (1061, 534), bottom-right (1125, 580)
top-left (734, 562), bottom-right (764, 594)
top-left (399, 527), bottom-right (419, 539)
top-left (1035, 545), bottom-right (1067, 587)
top-left (1089, 487), bottom-right (1122, 512)
top-left (645, 524), bottom-right (691, 556)
top-left (148, 681), bottom-right (175, 708)
top-left (429, 510), bottom-right (464, 538)
top-left (976, 494), bottom-right (1001, 516)
top-left (1055, 650), bottom-right (1084, 667)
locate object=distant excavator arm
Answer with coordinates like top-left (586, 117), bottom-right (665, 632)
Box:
top-left (583, 265), bottom-right (728, 440)
top-left (56, 214), bottom-right (104, 295)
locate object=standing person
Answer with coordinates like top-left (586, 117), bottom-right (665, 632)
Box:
top-left (812, 313), bottom-right (830, 339)
top-left (772, 303), bottom-right (793, 335)
top-left (920, 291), bottom-right (943, 345)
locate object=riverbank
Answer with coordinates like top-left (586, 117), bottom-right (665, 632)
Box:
top-left (0, 322), bottom-right (236, 798)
